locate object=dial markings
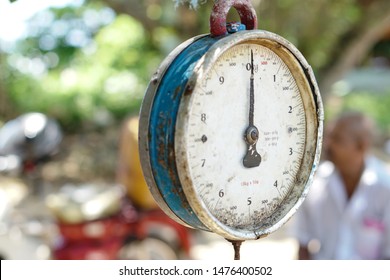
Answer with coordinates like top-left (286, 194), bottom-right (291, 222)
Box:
top-left (183, 43), bottom-right (307, 230)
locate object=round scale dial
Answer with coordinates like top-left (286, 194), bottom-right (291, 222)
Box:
top-left (177, 43), bottom-right (306, 231)
top-left (173, 33), bottom-right (322, 240)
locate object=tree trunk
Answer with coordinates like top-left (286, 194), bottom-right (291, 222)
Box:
top-left (319, 6), bottom-right (390, 101)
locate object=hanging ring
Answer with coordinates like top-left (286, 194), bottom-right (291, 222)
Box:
top-left (210, 0), bottom-right (258, 37)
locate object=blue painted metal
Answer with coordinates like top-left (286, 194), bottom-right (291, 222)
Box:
top-left (227, 22), bottom-right (246, 33)
top-left (148, 35), bottom-right (224, 230)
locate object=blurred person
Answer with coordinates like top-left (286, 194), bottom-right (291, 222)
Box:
top-left (292, 111), bottom-right (390, 259)
top-left (116, 115), bottom-right (158, 210)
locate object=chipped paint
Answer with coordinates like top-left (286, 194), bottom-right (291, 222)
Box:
top-left (210, 0), bottom-right (257, 37)
top-left (139, 1), bottom-right (324, 241)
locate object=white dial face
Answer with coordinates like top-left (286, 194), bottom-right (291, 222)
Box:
top-left (177, 42), bottom-right (308, 236)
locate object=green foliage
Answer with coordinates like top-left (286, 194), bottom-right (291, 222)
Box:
top-left (326, 91), bottom-right (390, 136)
top-left (342, 92), bottom-right (390, 134)
top-left (259, 0), bottom-right (363, 73)
top-left (1, 0), bottom-right (389, 133)
top-left (3, 5), bottom-right (161, 130)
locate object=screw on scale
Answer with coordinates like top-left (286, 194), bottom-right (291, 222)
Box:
top-left (227, 239), bottom-right (244, 260)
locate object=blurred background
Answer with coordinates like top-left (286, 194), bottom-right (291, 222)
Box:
top-left (0, 0), bottom-right (389, 260)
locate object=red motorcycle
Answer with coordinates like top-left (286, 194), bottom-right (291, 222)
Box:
top-left (0, 113), bottom-right (192, 260)
top-left (47, 183), bottom-right (192, 260)
top-left (47, 115), bottom-right (193, 260)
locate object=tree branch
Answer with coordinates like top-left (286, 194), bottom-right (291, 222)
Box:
top-left (319, 3), bottom-right (390, 99)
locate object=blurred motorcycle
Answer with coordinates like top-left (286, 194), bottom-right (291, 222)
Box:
top-left (45, 116), bottom-right (192, 260)
top-left (0, 113), bottom-right (192, 260)
top-left (0, 112), bottom-right (62, 176)
top-left (46, 182), bottom-right (191, 260)
top-left (0, 112), bottom-right (63, 260)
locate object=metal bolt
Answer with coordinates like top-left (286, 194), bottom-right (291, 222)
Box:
top-left (245, 126), bottom-right (259, 145)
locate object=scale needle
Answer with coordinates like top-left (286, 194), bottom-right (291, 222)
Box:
top-left (243, 49), bottom-right (261, 168)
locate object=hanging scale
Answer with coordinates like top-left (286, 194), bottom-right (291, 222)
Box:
top-left (139, 0), bottom-right (324, 260)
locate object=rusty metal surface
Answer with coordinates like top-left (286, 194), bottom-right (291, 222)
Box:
top-left (175, 30), bottom-right (324, 240)
top-left (210, 0), bottom-right (257, 37)
top-left (139, 0), bottom-right (323, 240)
top-left (139, 34), bottom-right (223, 231)
top-left (138, 35), bottom-right (206, 227)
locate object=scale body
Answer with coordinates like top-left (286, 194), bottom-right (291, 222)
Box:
top-left (139, 0), bottom-right (323, 242)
